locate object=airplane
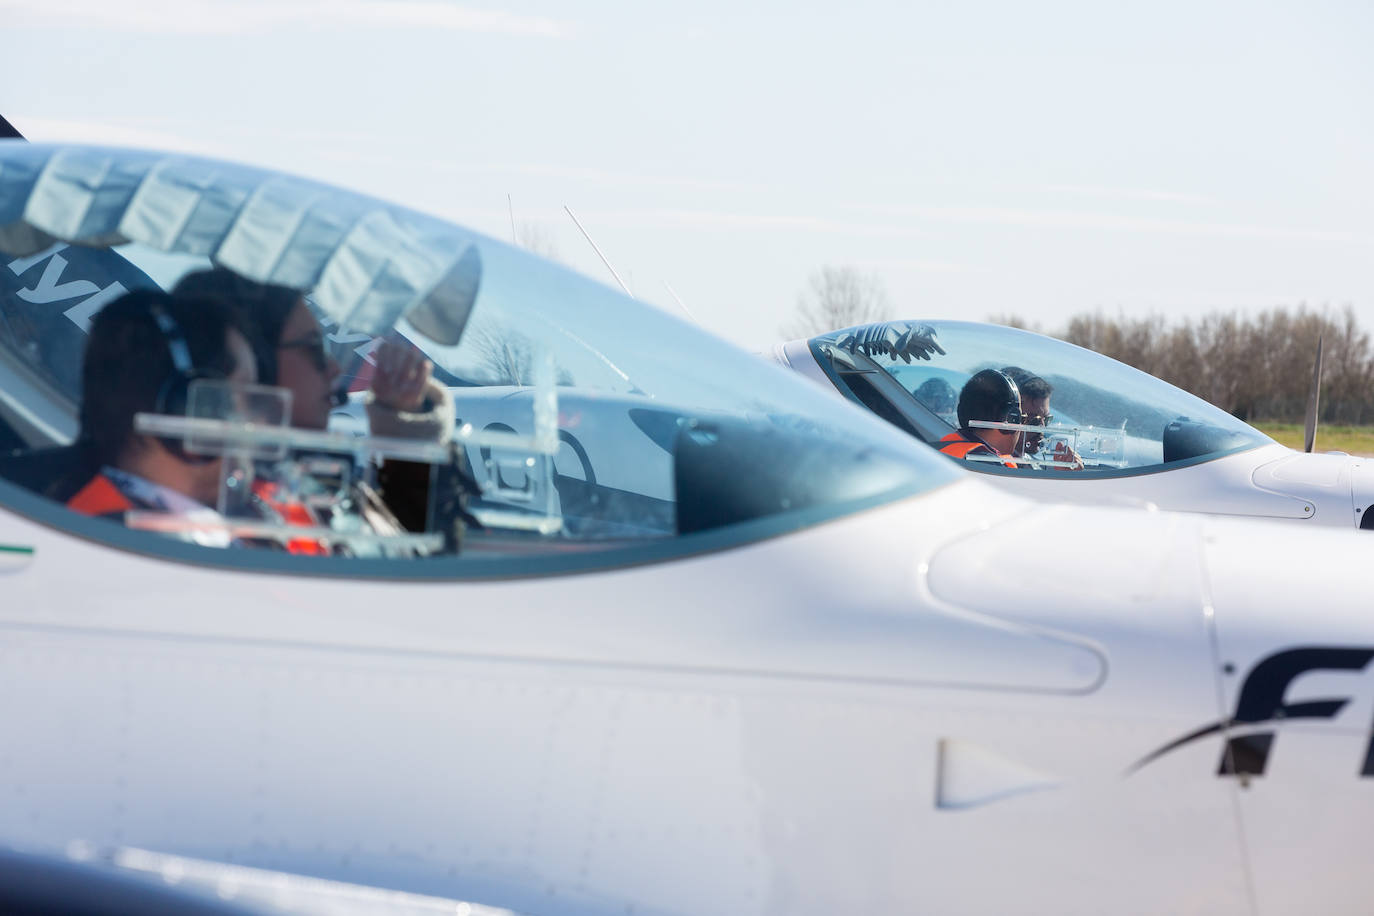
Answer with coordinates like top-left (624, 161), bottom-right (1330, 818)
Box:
top-left (2, 141), bottom-right (1374, 915)
top-left (768, 319), bottom-right (1374, 529)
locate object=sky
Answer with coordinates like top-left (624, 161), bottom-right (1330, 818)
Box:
top-left (3, 0), bottom-right (1372, 350)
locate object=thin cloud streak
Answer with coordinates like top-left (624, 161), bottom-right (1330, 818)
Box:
top-left (853, 258), bottom-right (970, 274)
top-left (860, 203), bottom-right (1374, 246)
top-left (1043, 184), bottom-right (1215, 205)
top-left (511, 164), bottom-right (762, 194)
top-left (1, 0), bottom-right (571, 37)
top-left (631, 208), bottom-right (932, 239)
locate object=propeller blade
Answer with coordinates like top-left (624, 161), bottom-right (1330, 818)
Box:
top-left (0, 114), bottom-right (24, 140)
top-left (1303, 334), bottom-right (1324, 453)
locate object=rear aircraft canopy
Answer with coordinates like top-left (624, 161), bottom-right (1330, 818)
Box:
top-left (808, 320), bottom-right (1272, 473)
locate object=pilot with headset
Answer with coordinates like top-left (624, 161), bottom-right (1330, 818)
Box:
top-left (171, 268), bottom-right (457, 537)
top-left (936, 369), bottom-right (1024, 468)
top-left (1002, 365), bottom-right (1083, 470)
top-left (64, 289), bottom-right (258, 543)
top-left (62, 287), bottom-right (443, 556)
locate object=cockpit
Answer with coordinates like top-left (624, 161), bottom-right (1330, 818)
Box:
top-left (810, 320), bottom-right (1272, 475)
top-left (0, 144), bottom-right (954, 569)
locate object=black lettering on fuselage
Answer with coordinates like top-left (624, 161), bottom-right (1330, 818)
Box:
top-left (1220, 647), bottom-right (1374, 777)
top-left (1129, 645), bottom-right (1374, 778)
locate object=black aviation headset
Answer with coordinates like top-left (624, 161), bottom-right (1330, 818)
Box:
top-left (148, 300), bottom-right (228, 461)
top-left (992, 370), bottom-right (1023, 426)
top-left (958, 368), bottom-right (1023, 430)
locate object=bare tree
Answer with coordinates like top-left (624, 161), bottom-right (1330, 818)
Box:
top-left (516, 222), bottom-right (559, 262)
top-left (1059, 305), bottom-right (1374, 424)
top-left (986, 313), bottom-right (1042, 333)
top-left (469, 327), bottom-right (575, 387)
top-left (471, 328), bottom-right (534, 386)
top-left (782, 266), bottom-right (891, 338)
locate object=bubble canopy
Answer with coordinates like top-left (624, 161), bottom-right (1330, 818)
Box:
top-left (0, 143), bottom-right (957, 566)
top-left (811, 320), bottom-right (1272, 473)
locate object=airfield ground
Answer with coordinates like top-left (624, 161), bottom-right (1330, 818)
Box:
top-left (1254, 423), bottom-right (1374, 457)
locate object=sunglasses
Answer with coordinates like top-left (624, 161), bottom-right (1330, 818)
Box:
top-left (1024, 413), bottom-right (1054, 427)
top-left (278, 335), bottom-right (330, 373)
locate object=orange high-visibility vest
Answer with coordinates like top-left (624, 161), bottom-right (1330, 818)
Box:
top-left (937, 431), bottom-right (1018, 469)
top-left (67, 474), bottom-right (135, 517)
top-left (251, 479), bottom-right (330, 556)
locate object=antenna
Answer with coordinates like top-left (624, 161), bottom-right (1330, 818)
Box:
top-left (1303, 334), bottom-right (1324, 453)
top-left (662, 280), bottom-right (700, 325)
top-left (564, 205), bottom-right (632, 298)
top-left (507, 194), bottom-right (517, 246)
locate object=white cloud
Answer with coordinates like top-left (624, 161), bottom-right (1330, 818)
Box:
top-left (1, 0), bottom-right (571, 37)
top-left (8, 116), bottom-right (219, 154)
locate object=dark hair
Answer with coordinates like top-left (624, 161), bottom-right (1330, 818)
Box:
top-left (77, 288), bottom-right (245, 467)
top-left (914, 377), bottom-right (957, 413)
top-left (173, 268), bottom-right (301, 385)
top-left (957, 369), bottom-right (1022, 428)
top-left (1002, 365), bottom-right (1052, 401)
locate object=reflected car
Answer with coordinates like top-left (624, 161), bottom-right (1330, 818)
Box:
top-left (329, 385), bottom-right (682, 540)
top-left (5, 143), bottom-right (1374, 915)
top-left (769, 319), bottom-right (1374, 528)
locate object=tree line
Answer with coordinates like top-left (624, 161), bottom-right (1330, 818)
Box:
top-left (1000, 306), bottom-right (1374, 425)
top-left (785, 266), bottom-right (1374, 426)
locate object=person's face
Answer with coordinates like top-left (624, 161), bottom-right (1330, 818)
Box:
top-left (981, 424), bottom-right (1021, 457)
top-left (275, 300), bottom-right (341, 430)
top-left (1021, 395), bottom-right (1050, 454)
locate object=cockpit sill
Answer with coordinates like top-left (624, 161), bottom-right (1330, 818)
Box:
top-left (0, 468), bottom-right (949, 581)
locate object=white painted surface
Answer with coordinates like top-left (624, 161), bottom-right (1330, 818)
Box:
top-left (8, 478), bottom-right (1370, 913)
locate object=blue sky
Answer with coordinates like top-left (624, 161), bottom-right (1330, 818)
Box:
top-left (3, 0), bottom-right (1371, 348)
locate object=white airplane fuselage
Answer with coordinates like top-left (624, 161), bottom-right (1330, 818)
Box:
top-left (979, 441), bottom-right (1374, 526)
top-left (2, 476), bottom-right (1372, 915)
top-left (768, 338), bottom-right (1374, 530)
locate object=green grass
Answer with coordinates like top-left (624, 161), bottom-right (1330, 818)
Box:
top-left (1253, 422), bottom-right (1374, 456)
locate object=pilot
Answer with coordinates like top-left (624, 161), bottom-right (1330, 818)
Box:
top-left (936, 369), bottom-right (1023, 468)
top-left (64, 289), bottom-right (258, 539)
top-left (172, 269), bottom-right (454, 438)
top-left (173, 269), bottom-right (458, 536)
top-left (1002, 365), bottom-right (1082, 470)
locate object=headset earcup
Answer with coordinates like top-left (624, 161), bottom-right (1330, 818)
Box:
top-left (997, 371), bottom-right (1022, 424)
top-left (155, 372), bottom-right (191, 418)
top-left (153, 370), bottom-right (223, 463)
